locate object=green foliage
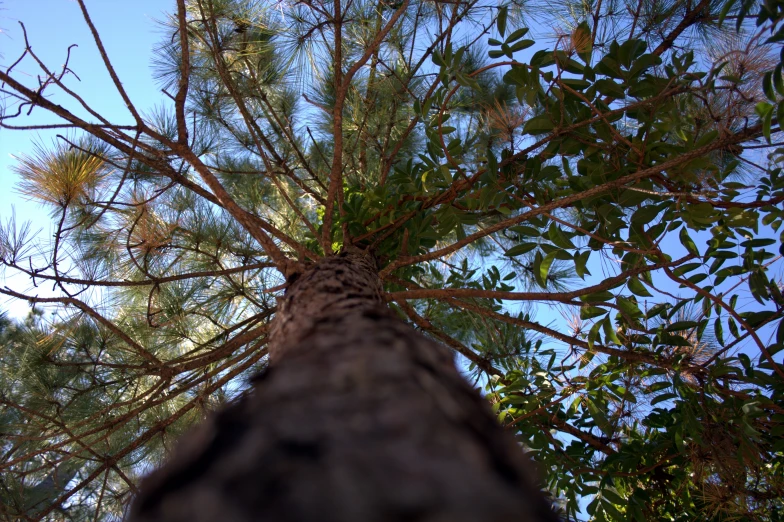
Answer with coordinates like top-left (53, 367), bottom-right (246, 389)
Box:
top-left (1, 0), bottom-right (784, 519)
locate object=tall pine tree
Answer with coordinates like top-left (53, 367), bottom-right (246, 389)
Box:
top-left (1, 0), bottom-right (783, 519)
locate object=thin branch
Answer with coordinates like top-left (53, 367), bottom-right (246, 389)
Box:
top-left (76, 0), bottom-right (145, 125)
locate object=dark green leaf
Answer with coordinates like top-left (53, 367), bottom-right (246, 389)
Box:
top-left (628, 278), bottom-right (652, 297)
top-left (679, 227), bottom-right (700, 256)
top-left (505, 243), bottom-right (538, 256)
top-left (505, 27), bottom-right (529, 43)
top-left (523, 115), bottom-right (555, 134)
top-left (497, 6), bottom-right (508, 37)
top-left (581, 305), bottom-right (609, 319)
top-left (548, 223), bottom-right (575, 249)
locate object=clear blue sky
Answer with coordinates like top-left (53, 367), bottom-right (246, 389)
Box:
top-left (0, 0), bottom-right (168, 316)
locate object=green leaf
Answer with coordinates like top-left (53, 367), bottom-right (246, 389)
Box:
top-left (715, 317), bottom-right (725, 346)
top-left (485, 156), bottom-right (499, 184)
top-left (594, 79), bottom-right (626, 99)
top-left (777, 318), bottom-right (784, 345)
top-left (672, 263), bottom-right (701, 276)
top-left (602, 317), bottom-right (621, 344)
top-left (679, 227), bottom-right (700, 256)
top-left (628, 53), bottom-right (662, 78)
top-left (631, 205), bottom-right (662, 226)
top-left (650, 392), bottom-right (677, 405)
top-left (572, 22), bottom-right (592, 64)
top-left (584, 397), bottom-right (614, 437)
top-left (628, 278), bottom-right (652, 297)
top-left (587, 321), bottom-right (602, 351)
top-left (581, 291), bottom-right (615, 302)
top-left (534, 250), bottom-right (557, 288)
top-left (764, 71), bottom-right (776, 101)
top-left (548, 223), bottom-right (575, 249)
top-left (523, 115), bottom-right (555, 134)
top-left (574, 250), bottom-right (591, 278)
top-left (581, 305), bottom-right (609, 319)
top-left (601, 488), bottom-right (626, 506)
top-left (616, 296), bottom-right (643, 321)
top-left (646, 381), bottom-right (671, 393)
top-left (728, 317), bottom-right (740, 339)
top-left (497, 6), bottom-right (508, 37)
top-left (666, 321), bottom-right (697, 331)
top-left (505, 27), bottom-right (529, 43)
top-left (674, 426), bottom-right (685, 453)
top-left (694, 129), bottom-right (718, 148)
top-left (509, 39), bottom-right (535, 53)
top-left (505, 243), bottom-right (538, 256)
top-left (511, 225), bottom-right (541, 237)
top-left (756, 102), bottom-right (774, 143)
top-left (601, 499), bottom-right (625, 521)
top-left (646, 303), bottom-right (669, 319)
top-left (560, 78), bottom-right (591, 90)
top-left (740, 238), bottom-right (775, 248)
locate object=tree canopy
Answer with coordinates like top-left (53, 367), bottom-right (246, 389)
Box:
top-left (1, 0), bottom-right (783, 519)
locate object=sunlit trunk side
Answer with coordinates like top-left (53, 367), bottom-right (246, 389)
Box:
top-left (128, 249), bottom-right (560, 522)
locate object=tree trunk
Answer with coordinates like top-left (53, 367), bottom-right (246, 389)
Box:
top-left (128, 250), bottom-right (560, 522)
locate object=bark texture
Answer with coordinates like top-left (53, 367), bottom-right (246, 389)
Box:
top-left (128, 250), bottom-right (560, 522)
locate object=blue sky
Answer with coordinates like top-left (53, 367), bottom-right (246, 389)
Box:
top-left (0, 0), bottom-right (168, 316)
top-left (0, 0), bottom-right (167, 219)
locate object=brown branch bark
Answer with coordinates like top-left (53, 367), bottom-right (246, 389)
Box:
top-left (388, 254), bottom-right (695, 303)
top-left (652, 0), bottom-right (712, 56)
top-left (394, 297), bottom-right (505, 378)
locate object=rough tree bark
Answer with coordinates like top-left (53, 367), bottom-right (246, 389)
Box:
top-left (128, 249), bottom-right (560, 522)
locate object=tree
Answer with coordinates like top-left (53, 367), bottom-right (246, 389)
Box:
top-left (0, 0), bottom-right (783, 519)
